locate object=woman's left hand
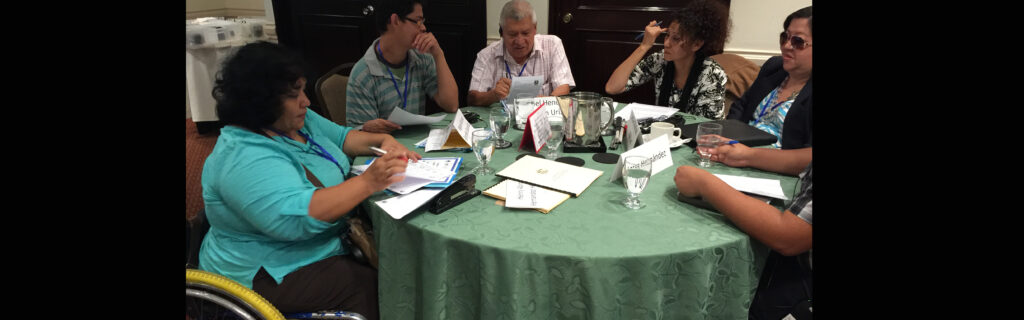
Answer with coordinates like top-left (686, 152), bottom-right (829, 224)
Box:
top-left (380, 138), bottom-right (422, 162)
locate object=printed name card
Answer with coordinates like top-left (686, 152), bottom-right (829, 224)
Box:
top-left (519, 103), bottom-right (551, 153)
top-left (609, 134), bottom-right (673, 182)
top-left (624, 110), bottom-right (642, 151)
top-left (425, 109), bottom-right (474, 151)
top-left (512, 97), bottom-right (560, 127)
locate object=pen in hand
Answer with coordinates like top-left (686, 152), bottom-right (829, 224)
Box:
top-left (634, 21), bottom-right (662, 41)
top-left (370, 146), bottom-right (409, 161)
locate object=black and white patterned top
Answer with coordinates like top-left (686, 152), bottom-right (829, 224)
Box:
top-left (788, 162), bottom-right (812, 225)
top-left (624, 50), bottom-right (728, 119)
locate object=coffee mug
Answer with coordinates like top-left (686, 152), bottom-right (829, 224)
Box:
top-left (650, 122), bottom-right (682, 139)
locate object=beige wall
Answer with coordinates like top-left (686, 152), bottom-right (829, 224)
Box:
top-left (186, 0), bottom-right (265, 19)
top-left (187, 0), bottom-right (811, 63)
top-left (483, 0), bottom-right (812, 65)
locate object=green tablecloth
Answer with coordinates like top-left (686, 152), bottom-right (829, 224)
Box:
top-left (358, 105), bottom-right (799, 320)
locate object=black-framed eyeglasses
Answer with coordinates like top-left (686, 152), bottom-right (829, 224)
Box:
top-left (779, 32), bottom-right (812, 50)
top-left (401, 16), bottom-right (426, 26)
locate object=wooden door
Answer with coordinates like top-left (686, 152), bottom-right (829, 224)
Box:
top-left (550, 0), bottom-right (729, 105)
top-left (272, 0), bottom-right (485, 115)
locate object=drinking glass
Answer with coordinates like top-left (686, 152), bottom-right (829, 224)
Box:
top-left (513, 93), bottom-right (536, 130)
top-left (489, 107), bottom-right (512, 149)
top-left (621, 155), bottom-right (652, 209)
top-left (695, 122), bottom-right (723, 168)
top-left (545, 119), bottom-right (564, 160)
top-left (471, 130), bottom-right (496, 175)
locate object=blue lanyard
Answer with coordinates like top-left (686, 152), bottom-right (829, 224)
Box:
top-left (758, 88), bottom-right (788, 120)
top-left (377, 42), bottom-right (411, 110)
top-left (504, 60), bottom-right (527, 78)
top-left (268, 128), bottom-right (343, 172)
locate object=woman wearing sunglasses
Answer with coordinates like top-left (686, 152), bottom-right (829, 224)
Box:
top-left (726, 6), bottom-right (812, 150)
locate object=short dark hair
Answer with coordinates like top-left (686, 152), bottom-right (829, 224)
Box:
top-left (784, 6), bottom-right (812, 35)
top-left (212, 41), bottom-right (307, 133)
top-left (672, 0), bottom-right (731, 57)
top-left (375, 0), bottom-right (424, 34)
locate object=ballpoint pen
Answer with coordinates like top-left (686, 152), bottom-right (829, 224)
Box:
top-left (634, 21), bottom-right (662, 41)
top-left (693, 140), bottom-right (739, 153)
top-left (370, 146), bottom-right (409, 161)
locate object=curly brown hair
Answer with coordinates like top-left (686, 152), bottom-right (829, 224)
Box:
top-left (673, 0), bottom-right (731, 57)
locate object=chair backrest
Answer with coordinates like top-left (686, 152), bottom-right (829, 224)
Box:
top-left (316, 62), bottom-right (357, 126)
top-left (710, 53), bottom-right (761, 117)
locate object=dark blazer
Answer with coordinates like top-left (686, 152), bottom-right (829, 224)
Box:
top-left (726, 56), bottom-right (811, 149)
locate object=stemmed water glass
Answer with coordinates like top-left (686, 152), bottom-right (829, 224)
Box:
top-left (695, 122), bottom-right (723, 168)
top-left (621, 155), bottom-right (652, 209)
top-left (471, 129), bottom-right (496, 175)
top-left (545, 119), bottom-right (564, 160)
top-left (489, 107), bottom-right (512, 149)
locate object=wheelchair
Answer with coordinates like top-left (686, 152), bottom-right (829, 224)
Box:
top-left (186, 210), bottom-right (368, 320)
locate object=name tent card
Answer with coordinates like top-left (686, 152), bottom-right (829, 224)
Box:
top-left (425, 109), bottom-right (475, 151)
top-left (624, 110), bottom-right (642, 151)
top-left (519, 102), bottom-right (551, 153)
top-left (609, 134), bottom-right (673, 182)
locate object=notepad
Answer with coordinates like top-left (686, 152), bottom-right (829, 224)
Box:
top-left (482, 180), bottom-right (570, 214)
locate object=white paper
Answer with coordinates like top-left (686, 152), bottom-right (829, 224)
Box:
top-left (350, 164), bottom-right (369, 176)
top-left (375, 188), bottom-right (444, 219)
top-left (386, 107), bottom-right (446, 126)
top-left (502, 180), bottom-right (566, 209)
top-left (495, 155), bottom-right (604, 197)
top-left (508, 75), bottom-right (543, 100)
top-left (504, 180), bottom-right (541, 208)
top-left (527, 102), bottom-right (551, 153)
top-left (614, 102), bottom-right (678, 121)
top-left (363, 158), bottom-right (459, 194)
top-left (609, 134), bottom-right (673, 182)
top-left (449, 109), bottom-right (475, 148)
top-left (512, 97), bottom-right (559, 127)
top-left (385, 176), bottom-right (436, 195)
top-left (624, 110), bottom-right (641, 151)
top-left (422, 110), bottom-right (473, 152)
top-left (713, 174), bottom-right (789, 200)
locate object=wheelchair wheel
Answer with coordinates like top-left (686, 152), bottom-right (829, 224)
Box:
top-left (186, 269), bottom-right (285, 320)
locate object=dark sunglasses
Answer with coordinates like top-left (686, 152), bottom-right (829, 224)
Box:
top-left (779, 32), bottom-right (812, 50)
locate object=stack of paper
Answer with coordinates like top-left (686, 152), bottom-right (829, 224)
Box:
top-left (712, 174), bottom-right (789, 200)
top-left (363, 157), bottom-right (462, 194)
top-left (482, 180), bottom-right (570, 214)
top-left (495, 155), bottom-right (603, 197)
top-left (614, 102), bottom-right (678, 121)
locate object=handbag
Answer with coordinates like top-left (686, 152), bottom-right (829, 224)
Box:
top-left (301, 165), bottom-right (379, 269)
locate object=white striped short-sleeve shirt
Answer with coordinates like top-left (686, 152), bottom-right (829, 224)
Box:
top-left (468, 34), bottom-right (575, 98)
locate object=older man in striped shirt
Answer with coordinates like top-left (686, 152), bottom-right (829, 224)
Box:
top-left (467, 0), bottom-right (575, 106)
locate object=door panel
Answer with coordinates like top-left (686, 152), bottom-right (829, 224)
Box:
top-left (551, 0), bottom-right (729, 105)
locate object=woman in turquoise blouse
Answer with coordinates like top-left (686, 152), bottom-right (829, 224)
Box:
top-left (199, 41), bottom-right (419, 319)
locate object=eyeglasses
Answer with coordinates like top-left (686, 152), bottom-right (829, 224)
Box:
top-left (779, 32), bottom-right (812, 50)
top-left (401, 16), bottom-right (426, 26)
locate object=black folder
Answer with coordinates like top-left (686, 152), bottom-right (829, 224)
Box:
top-left (681, 119), bottom-right (778, 148)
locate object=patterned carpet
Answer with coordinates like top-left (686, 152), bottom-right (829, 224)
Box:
top-left (186, 118), bottom-right (219, 220)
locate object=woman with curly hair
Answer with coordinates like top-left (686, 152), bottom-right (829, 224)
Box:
top-left (605, 0), bottom-right (731, 119)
